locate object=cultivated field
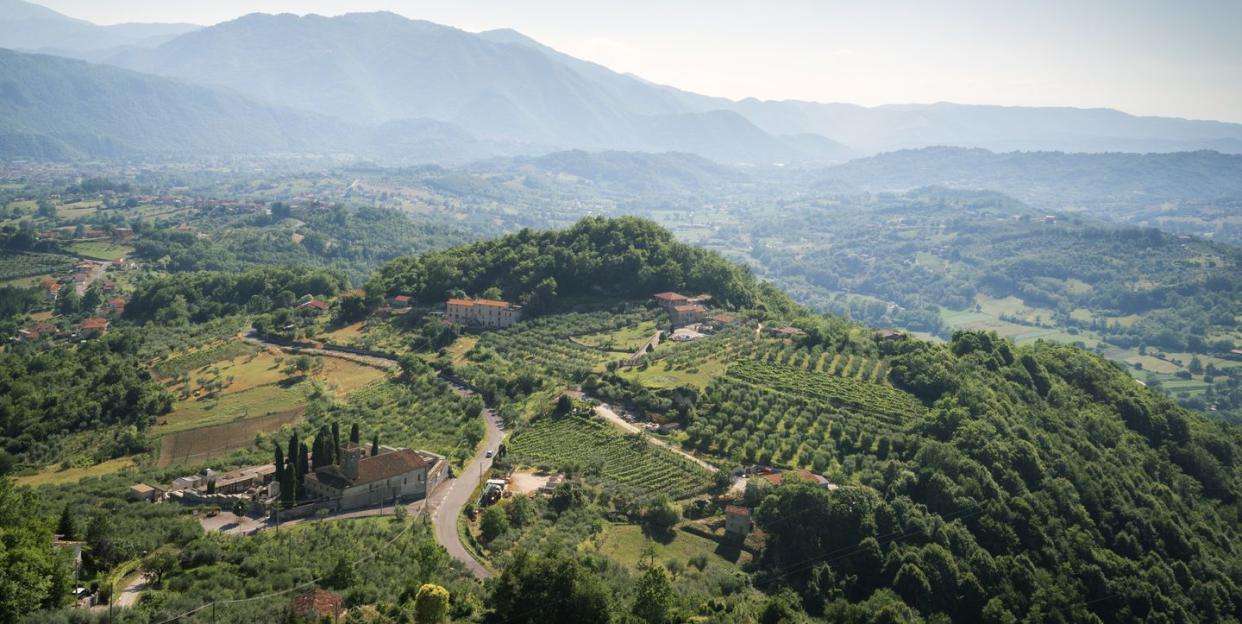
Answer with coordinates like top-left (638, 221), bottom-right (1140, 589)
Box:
top-left (506, 413), bottom-right (713, 499)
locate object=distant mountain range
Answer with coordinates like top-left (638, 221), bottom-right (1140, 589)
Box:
top-left (2, 2), bottom-right (1242, 163)
top-left (0, 0), bottom-right (196, 58)
top-left (818, 147), bottom-right (1242, 204)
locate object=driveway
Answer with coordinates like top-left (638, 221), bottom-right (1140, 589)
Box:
top-left (432, 407), bottom-right (503, 579)
top-left (595, 403), bottom-right (718, 473)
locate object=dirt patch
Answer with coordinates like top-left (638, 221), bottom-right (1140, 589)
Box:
top-left (158, 408), bottom-right (303, 467)
top-left (508, 470), bottom-right (551, 495)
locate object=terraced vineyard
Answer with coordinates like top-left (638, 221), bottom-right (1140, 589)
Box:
top-left (507, 413), bottom-right (714, 499)
top-left (0, 250), bottom-right (74, 281)
top-left (727, 359), bottom-right (923, 425)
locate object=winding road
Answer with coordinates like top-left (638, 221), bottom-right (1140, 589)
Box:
top-left (432, 406), bottom-right (503, 579)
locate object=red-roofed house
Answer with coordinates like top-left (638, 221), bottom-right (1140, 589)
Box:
top-left (40, 279), bottom-right (61, 301)
top-left (388, 294), bottom-right (412, 308)
top-left (445, 298), bottom-right (522, 328)
top-left (297, 299), bottom-right (329, 313)
top-left (79, 318), bottom-right (109, 336)
top-left (671, 303), bottom-right (706, 327)
top-left (652, 291), bottom-right (690, 311)
top-left (107, 298), bottom-right (126, 314)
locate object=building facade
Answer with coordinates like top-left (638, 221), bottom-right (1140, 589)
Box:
top-left (303, 445), bottom-right (446, 511)
top-left (445, 298), bottom-right (522, 328)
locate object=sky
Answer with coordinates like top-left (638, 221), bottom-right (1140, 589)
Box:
top-left (36, 0), bottom-right (1242, 123)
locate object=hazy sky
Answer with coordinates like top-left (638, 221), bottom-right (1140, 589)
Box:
top-left (37, 0), bottom-right (1242, 123)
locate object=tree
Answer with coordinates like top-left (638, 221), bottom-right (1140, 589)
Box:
top-left (324, 556), bottom-right (357, 590)
top-left (56, 504), bottom-right (76, 540)
top-left (412, 583), bottom-right (450, 624)
top-left (644, 495), bottom-right (680, 532)
top-left (372, 434), bottom-right (380, 456)
top-left (142, 550), bottom-right (178, 585)
top-left (632, 564), bottom-right (674, 624)
top-left (232, 498), bottom-right (247, 517)
top-left (486, 551), bottom-right (611, 624)
top-left (331, 422), bottom-right (342, 465)
top-left (480, 505), bottom-right (510, 543)
top-left (0, 479), bottom-right (66, 618)
top-left (350, 423), bottom-right (360, 444)
top-left (274, 443), bottom-right (285, 486)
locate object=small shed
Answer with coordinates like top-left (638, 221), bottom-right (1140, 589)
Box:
top-left (725, 505), bottom-right (753, 537)
top-left (128, 483), bottom-right (160, 502)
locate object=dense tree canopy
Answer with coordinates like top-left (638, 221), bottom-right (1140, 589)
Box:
top-left (369, 216), bottom-right (795, 314)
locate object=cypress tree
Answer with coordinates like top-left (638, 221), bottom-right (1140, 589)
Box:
top-left (332, 422), bottom-right (342, 464)
top-left (350, 423), bottom-right (360, 445)
top-left (274, 443), bottom-right (285, 484)
top-left (281, 457), bottom-right (296, 506)
top-left (371, 434), bottom-right (380, 456)
top-left (287, 433), bottom-right (300, 482)
top-left (56, 504), bottom-right (75, 540)
top-left (298, 442), bottom-right (310, 484)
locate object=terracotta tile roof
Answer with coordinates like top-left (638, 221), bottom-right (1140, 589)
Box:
top-left (80, 318), bottom-right (108, 331)
top-left (297, 299), bottom-right (329, 310)
top-left (653, 291), bottom-right (689, 301)
top-left (447, 298), bottom-right (516, 309)
top-left (725, 505), bottom-right (751, 517)
top-left (672, 304), bottom-right (706, 313)
top-left (307, 448), bottom-right (428, 490)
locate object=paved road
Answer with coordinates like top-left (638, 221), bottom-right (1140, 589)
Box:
top-left (433, 407), bottom-right (503, 579)
top-left (595, 403), bottom-right (718, 473)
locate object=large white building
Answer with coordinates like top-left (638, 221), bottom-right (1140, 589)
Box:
top-left (445, 298), bottom-right (522, 328)
top-left (303, 445), bottom-right (446, 511)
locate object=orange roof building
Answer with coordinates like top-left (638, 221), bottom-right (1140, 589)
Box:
top-left (445, 298), bottom-right (522, 328)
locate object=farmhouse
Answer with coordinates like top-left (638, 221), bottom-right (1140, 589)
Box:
top-left (875, 329), bottom-right (904, 341)
top-left (388, 294), bottom-right (413, 308)
top-left (40, 279), bottom-right (61, 300)
top-left (79, 318), bottom-right (109, 336)
top-left (297, 299), bottom-right (329, 313)
top-left (445, 298), bottom-right (522, 328)
top-left (303, 444), bottom-right (447, 511)
top-left (652, 291), bottom-right (690, 311)
top-left (671, 303), bottom-right (707, 327)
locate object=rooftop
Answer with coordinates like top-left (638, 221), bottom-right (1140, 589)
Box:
top-left (725, 505), bottom-right (751, 516)
top-left (653, 291), bottom-right (689, 301)
top-left (307, 448), bottom-right (429, 490)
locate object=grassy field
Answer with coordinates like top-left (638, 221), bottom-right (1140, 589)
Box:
top-left (576, 320), bottom-right (660, 352)
top-left (67, 241), bottom-right (134, 261)
top-left (55, 200), bottom-right (100, 219)
top-left (619, 357), bottom-right (730, 390)
top-left (581, 523), bottom-right (750, 569)
top-left (14, 456), bottom-right (138, 488)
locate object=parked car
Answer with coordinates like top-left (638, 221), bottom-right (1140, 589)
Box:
top-left (485, 450), bottom-right (494, 458)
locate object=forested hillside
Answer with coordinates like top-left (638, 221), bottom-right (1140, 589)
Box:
top-left (368, 216), bottom-right (795, 313)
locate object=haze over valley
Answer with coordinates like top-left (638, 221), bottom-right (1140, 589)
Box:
top-left (1, 2), bottom-right (1241, 623)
